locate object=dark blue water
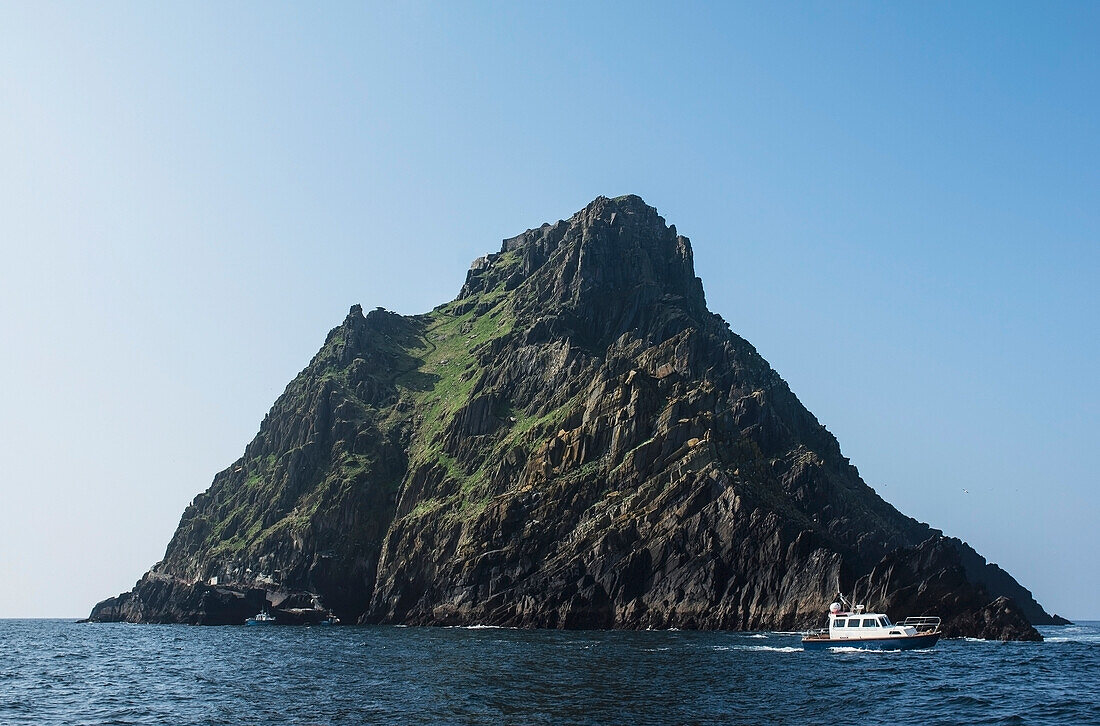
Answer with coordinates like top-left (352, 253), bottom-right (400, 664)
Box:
top-left (1, 620), bottom-right (1097, 725)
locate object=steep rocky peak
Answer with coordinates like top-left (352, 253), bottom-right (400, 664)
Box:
top-left (460, 196), bottom-right (706, 342)
top-left (571, 194), bottom-right (666, 232)
top-left (312, 303), bottom-right (415, 372)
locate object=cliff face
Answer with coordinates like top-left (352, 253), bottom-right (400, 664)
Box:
top-left (88, 195), bottom-right (1059, 639)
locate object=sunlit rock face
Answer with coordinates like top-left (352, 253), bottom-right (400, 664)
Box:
top-left (87, 196), bottom-right (1058, 640)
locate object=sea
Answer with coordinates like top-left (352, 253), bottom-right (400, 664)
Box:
top-left (1, 620), bottom-right (1096, 725)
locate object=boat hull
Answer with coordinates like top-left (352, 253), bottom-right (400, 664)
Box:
top-left (802, 632), bottom-right (940, 651)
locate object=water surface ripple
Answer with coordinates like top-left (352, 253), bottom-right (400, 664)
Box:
top-left (1, 620), bottom-right (1096, 724)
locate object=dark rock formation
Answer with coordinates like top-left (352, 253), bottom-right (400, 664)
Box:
top-left (85, 572), bottom-right (267, 626)
top-left (853, 537), bottom-right (1043, 640)
top-left (87, 195), bottom-right (1060, 639)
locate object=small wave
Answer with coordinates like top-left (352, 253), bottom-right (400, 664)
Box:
top-left (1045, 635), bottom-right (1100, 644)
top-left (1038, 623), bottom-right (1100, 644)
top-left (746, 634), bottom-right (768, 639)
top-left (947, 694), bottom-right (994, 707)
top-left (738, 645), bottom-right (802, 653)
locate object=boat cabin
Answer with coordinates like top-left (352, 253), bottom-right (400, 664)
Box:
top-left (828, 612), bottom-right (915, 639)
top-left (824, 604), bottom-right (917, 640)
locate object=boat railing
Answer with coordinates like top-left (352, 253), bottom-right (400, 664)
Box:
top-left (901, 616), bottom-right (941, 633)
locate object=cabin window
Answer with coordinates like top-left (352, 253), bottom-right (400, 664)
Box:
top-left (879, 617), bottom-right (889, 627)
top-left (862, 618), bottom-right (878, 628)
top-left (834, 619), bottom-right (846, 627)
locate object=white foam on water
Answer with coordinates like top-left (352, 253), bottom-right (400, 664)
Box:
top-left (1045, 635), bottom-right (1100, 643)
top-left (747, 633), bottom-right (768, 639)
top-left (737, 645), bottom-right (803, 653)
top-left (1038, 623), bottom-right (1100, 644)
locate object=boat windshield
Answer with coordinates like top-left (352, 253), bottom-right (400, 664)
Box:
top-left (879, 616), bottom-right (890, 626)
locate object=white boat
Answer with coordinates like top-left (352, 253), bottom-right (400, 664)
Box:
top-left (802, 600), bottom-right (941, 650)
top-left (245, 610), bottom-right (276, 625)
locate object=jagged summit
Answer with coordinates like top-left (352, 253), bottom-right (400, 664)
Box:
top-left (461, 195), bottom-right (706, 349)
top-left (87, 197), bottom-right (1060, 638)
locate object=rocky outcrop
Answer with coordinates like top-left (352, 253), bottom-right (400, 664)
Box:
top-left (85, 572), bottom-right (267, 625)
top-left (853, 536), bottom-right (1042, 640)
top-left (88, 195), bottom-right (1060, 639)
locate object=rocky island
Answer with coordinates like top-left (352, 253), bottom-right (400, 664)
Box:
top-left (88, 195), bottom-right (1065, 639)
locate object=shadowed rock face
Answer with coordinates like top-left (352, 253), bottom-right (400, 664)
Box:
top-left (88, 195), bottom-right (1059, 640)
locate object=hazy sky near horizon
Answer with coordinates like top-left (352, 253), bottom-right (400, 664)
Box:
top-left (1, 2), bottom-right (1096, 619)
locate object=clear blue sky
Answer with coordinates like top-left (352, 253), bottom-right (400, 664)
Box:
top-left (1, 2), bottom-right (1096, 619)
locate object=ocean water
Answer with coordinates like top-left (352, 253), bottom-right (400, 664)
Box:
top-left (1, 620), bottom-right (1097, 725)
